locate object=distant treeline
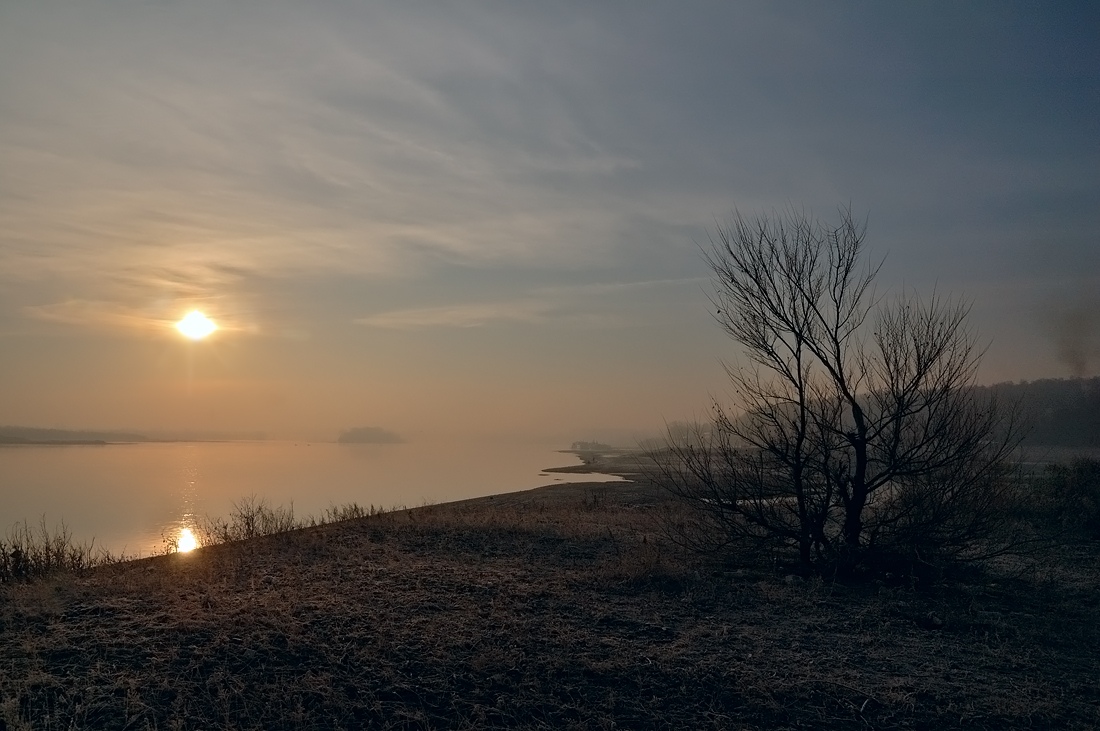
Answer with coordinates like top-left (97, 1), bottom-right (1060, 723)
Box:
top-left (0, 426), bottom-right (149, 444)
top-left (978, 377), bottom-right (1100, 448)
top-left (570, 441), bottom-right (613, 452)
top-left (640, 377), bottom-right (1100, 451)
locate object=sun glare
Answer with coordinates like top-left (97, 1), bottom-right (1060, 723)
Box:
top-left (177, 527), bottom-right (198, 553)
top-left (176, 310), bottom-right (217, 340)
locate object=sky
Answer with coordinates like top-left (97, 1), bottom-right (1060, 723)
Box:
top-left (1, 1), bottom-right (1097, 443)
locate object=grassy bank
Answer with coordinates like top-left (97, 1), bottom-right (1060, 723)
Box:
top-left (1, 476), bottom-right (1098, 729)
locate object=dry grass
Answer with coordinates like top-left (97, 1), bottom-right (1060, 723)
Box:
top-left (1, 479), bottom-right (1098, 730)
top-left (0, 519), bottom-right (125, 584)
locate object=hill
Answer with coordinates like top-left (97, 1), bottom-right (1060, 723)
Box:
top-left (977, 377), bottom-right (1100, 448)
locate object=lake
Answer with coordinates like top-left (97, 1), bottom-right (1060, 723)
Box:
top-left (0, 441), bottom-right (620, 556)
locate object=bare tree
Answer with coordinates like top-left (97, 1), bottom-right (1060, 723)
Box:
top-left (653, 207), bottom-right (1021, 575)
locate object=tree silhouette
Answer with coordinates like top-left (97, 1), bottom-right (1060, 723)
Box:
top-left (654, 207), bottom-right (1021, 575)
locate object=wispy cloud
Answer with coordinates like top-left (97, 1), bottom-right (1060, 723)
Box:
top-left (356, 299), bottom-right (554, 329)
top-left (355, 278), bottom-right (703, 330)
top-left (0, 2), bottom-right (658, 297)
top-left (535, 277), bottom-right (710, 297)
top-left (24, 291), bottom-right (258, 337)
top-left (23, 300), bottom-right (177, 335)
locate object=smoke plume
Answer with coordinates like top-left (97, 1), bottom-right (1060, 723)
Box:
top-left (1049, 300), bottom-right (1100, 378)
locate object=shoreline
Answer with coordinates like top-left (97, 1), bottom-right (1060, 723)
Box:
top-left (0, 443), bottom-right (620, 556)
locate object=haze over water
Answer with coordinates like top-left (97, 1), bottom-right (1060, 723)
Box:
top-left (0, 441), bottom-right (621, 556)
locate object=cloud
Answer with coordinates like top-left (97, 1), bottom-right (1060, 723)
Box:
top-left (537, 277), bottom-right (710, 297)
top-left (356, 299), bottom-right (555, 330)
top-left (24, 293), bottom-right (259, 338)
top-left (355, 278), bottom-right (703, 330)
top-left (0, 1), bottom-right (657, 296)
top-left (23, 300), bottom-right (176, 334)
top-left (11, 252), bottom-right (266, 336)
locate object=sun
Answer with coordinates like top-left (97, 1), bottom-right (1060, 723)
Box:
top-left (176, 310), bottom-right (217, 340)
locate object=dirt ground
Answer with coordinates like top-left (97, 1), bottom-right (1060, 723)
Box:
top-left (1, 472), bottom-right (1098, 730)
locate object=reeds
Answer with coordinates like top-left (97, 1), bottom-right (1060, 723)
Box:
top-left (0, 517), bottom-right (123, 584)
top-left (194, 495), bottom-right (387, 546)
top-left (2, 498), bottom-right (387, 585)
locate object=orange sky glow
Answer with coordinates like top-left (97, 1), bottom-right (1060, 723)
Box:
top-left (0, 3), bottom-right (1097, 444)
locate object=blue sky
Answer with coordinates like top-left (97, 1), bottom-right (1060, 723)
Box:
top-left (1, 1), bottom-right (1097, 441)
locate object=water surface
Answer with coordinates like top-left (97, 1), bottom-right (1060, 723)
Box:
top-left (0, 441), bottom-right (618, 556)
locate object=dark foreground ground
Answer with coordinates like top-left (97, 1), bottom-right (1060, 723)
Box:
top-left (1, 471), bottom-right (1098, 730)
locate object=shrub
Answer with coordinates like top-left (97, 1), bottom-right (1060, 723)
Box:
top-left (1032, 458), bottom-right (1100, 540)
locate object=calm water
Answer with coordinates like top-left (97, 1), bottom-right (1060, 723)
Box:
top-left (0, 441), bottom-right (620, 556)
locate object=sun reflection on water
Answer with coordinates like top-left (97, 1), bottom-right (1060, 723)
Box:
top-left (177, 527), bottom-right (198, 553)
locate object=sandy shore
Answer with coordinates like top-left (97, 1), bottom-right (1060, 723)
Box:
top-left (1, 465), bottom-right (1098, 730)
